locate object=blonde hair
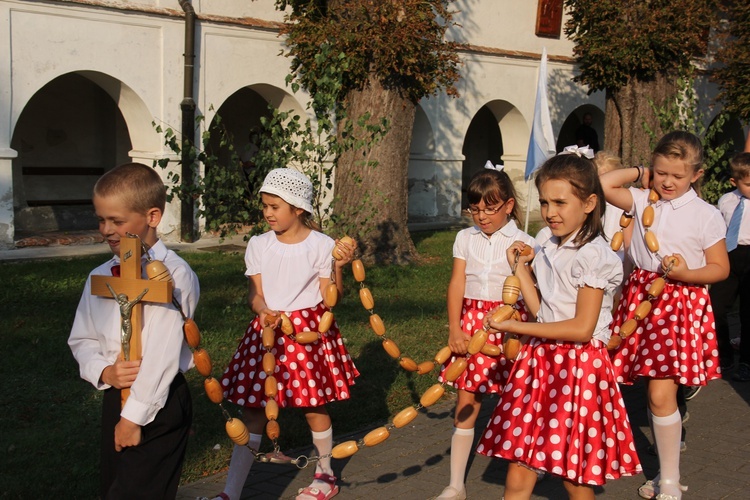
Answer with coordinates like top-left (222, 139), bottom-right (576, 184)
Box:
top-left (652, 130), bottom-right (704, 194)
top-left (593, 151), bottom-right (623, 175)
top-left (94, 163), bottom-right (166, 213)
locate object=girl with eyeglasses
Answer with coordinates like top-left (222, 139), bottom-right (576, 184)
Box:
top-left (434, 162), bottom-right (535, 500)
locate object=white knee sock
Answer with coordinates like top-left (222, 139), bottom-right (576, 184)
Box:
top-left (449, 427), bottom-right (474, 491)
top-left (652, 410), bottom-right (682, 498)
top-left (221, 433), bottom-right (262, 500)
top-left (311, 426), bottom-right (334, 484)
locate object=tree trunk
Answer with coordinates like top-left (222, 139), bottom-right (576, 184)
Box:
top-left (334, 75), bottom-right (419, 265)
top-left (604, 73), bottom-right (677, 167)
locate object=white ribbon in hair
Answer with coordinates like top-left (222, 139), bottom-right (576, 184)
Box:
top-left (484, 160), bottom-right (505, 172)
top-left (560, 145), bottom-right (595, 159)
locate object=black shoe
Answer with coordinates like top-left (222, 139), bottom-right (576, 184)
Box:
top-left (684, 385), bottom-right (701, 401)
top-left (733, 362), bottom-right (750, 382)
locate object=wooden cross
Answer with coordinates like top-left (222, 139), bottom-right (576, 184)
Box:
top-left (91, 236), bottom-right (173, 406)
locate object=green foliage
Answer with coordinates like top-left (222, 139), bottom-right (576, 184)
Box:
top-left (276, 0), bottom-right (462, 103)
top-left (644, 76), bottom-right (733, 204)
top-left (565, 0), bottom-right (716, 92)
top-left (712, 2), bottom-right (750, 122)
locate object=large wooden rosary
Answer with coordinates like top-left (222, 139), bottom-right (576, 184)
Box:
top-left (606, 189), bottom-right (679, 350)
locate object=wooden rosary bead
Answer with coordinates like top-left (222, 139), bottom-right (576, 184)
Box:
top-left (264, 399), bottom-right (279, 421)
top-left (480, 343), bottom-right (502, 357)
top-left (648, 189), bottom-right (659, 204)
top-left (332, 440), bottom-right (359, 459)
top-left (490, 304), bottom-right (515, 324)
top-left (607, 334), bottom-right (623, 351)
top-left (619, 318), bottom-right (638, 338)
top-left (146, 260), bottom-right (173, 283)
top-left (502, 276), bottom-right (521, 305)
top-left (262, 352), bottom-right (276, 375)
top-left (648, 277), bottom-right (666, 298)
top-left (642, 205), bottom-right (655, 228)
top-left (280, 314), bottom-right (294, 335)
top-left (352, 259), bottom-right (366, 282)
top-left (332, 236), bottom-right (355, 260)
top-left (467, 329), bottom-right (489, 355)
top-left (369, 314), bottom-right (386, 336)
top-left (420, 383), bottom-right (445, 407)
top-left (382, 339), bottom-right (401, 359)
top-left (204, 377), bottom-right (224, 404)
top-left (619, 213), bottom-right (633, 228)
top-left (503, 335), bottom-right (521, 360)
top-left (262, 326), bottom-right (276, 350)
top-left (266, 419), bottom-right (280, 440)
top-left (318, 311), bottom-right (334, 333)
top-left (296, 331), bottom-right (320, 344)
top-left (519, 244), bottom-right (532, 256)
top-left (645, 231), bottom-right (660, 253)
top-left (392, 406), bottom-right (418, 428)
top-left (265, 375), bottom-right (278, 398)
top-left (360, 288), bottom-right (375, 310)
top-left (444, 358), bottom-right (468, 382)
top-left (434, 346), bottom-right (452, 365)
top-left (226, 417), bottom-right (249, 446)
top-left (183, 318), bottom-right (201, 348)
top-left (363, 427), bottom-right (390, 447)
top-left (324, 283), bottom-right (338, 308)
top-left (610, 231), bottom-right (624, 252)
top-left (417, 361), bottom-right (435, 374)
top-left (399, 357), bottom-right (418, 372)
top-left (193, 348), bottom-right (213, 377)
top-left (264, 312), bottom-right (279, 326)
top-left (634, 300), bottom-right (652, 321)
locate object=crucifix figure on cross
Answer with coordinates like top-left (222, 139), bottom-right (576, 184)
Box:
top-left (90, 236), bottom-right (173, 406)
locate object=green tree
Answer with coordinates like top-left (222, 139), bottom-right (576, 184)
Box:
top-left (565, 0), bottom-right (716, 166)
top-left (712, 2), bottom-right (750, 123)
top-left (276, 0), bottom-right (462, 264)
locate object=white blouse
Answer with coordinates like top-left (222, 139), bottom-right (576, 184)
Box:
top-left (534, 234), bottom-right (623, 343)
top-left (68, 240), bottom-right (200, 426)
top-left (245, 230), bottom-right (334, 311)
top-left (453, 219), bottom-right (536, 301)
top-left (628, 187), bottom-right (726, 272)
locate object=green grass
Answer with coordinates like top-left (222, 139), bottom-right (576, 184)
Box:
top-left (0, 229), bottom-right (459, 498)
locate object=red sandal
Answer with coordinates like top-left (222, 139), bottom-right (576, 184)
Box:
top-left (296, 472), bottom-right (339, 500)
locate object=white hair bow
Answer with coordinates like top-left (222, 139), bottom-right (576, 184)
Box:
top-left (484, 160), bottom-right (505, 172)
top-left (560, 145), bottom-right (595, 159)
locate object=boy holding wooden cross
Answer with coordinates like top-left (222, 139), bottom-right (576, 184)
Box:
top-left (68, 163), bottom-right (200, 499)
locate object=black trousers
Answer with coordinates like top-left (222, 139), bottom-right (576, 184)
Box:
top-left (709, 244), bottom-right (750, 367)
top-left (101, 373), bottom-right (192, 500)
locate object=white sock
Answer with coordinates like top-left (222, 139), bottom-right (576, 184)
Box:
top-left (311, 427), bottom-right (334, 487)
top-left (652, 410), bottom-right (682, 498)
top-left (221, 433), bottom-right (262, 500)
top-left (449, 427), bottom-right (474, 491)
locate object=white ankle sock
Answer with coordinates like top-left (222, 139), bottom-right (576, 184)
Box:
top-left (652, 410), bottom-right (682, 499)
top-left (311, 426), bottom-right (334, 490)
top-left (449, 427), bottom-right (474, 491)
top-left (221, 433), bottom-right (262, 500)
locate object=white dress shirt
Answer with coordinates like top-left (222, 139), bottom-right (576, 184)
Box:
top-left (453, 219), bottom-right (536, 301)
top-left (717, 189), bottom-right (749, 246)
top-left (534, 234), bottom-right (623, 343)
top-left (68, 240), bottom-right (199, 426)
top-left (627, 187), bottom-right (726, 272)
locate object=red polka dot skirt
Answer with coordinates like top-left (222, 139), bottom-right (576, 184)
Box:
top-left (438, 298), bottom-right (528, 394)
top-left (220, 303), bottom-right (359, 408)
top-left (476, 338), bottom-right (642, 485)
top-left (610, 268), bottom-right (721, 386)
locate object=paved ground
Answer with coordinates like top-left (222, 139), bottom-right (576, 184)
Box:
top-left (177, 376), bottom-right (750, 500)
top-left (4, 233), bottom-right (748, 499)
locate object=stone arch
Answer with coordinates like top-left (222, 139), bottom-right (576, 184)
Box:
top-left (557, 104), bottom-right (604, 153)
top-left (10, 71), bottom-right (155, 233)
top-left (460, 100), bottom-right (528, 209)
top-left (407, 104), bottom-right (439, 217)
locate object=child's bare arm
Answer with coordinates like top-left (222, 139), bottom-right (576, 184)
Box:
top-left (600, 168), bottom-right (639, 212)
top-left (662, 241), bottom-right (730, 285)
top-left (447, 258), bottom-right (469, 354)
top-left (248, 274), bottom-right (278, 327)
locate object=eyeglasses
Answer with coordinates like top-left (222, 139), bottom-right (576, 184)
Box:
top-left (466, 201), bottom-right (506, 216)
